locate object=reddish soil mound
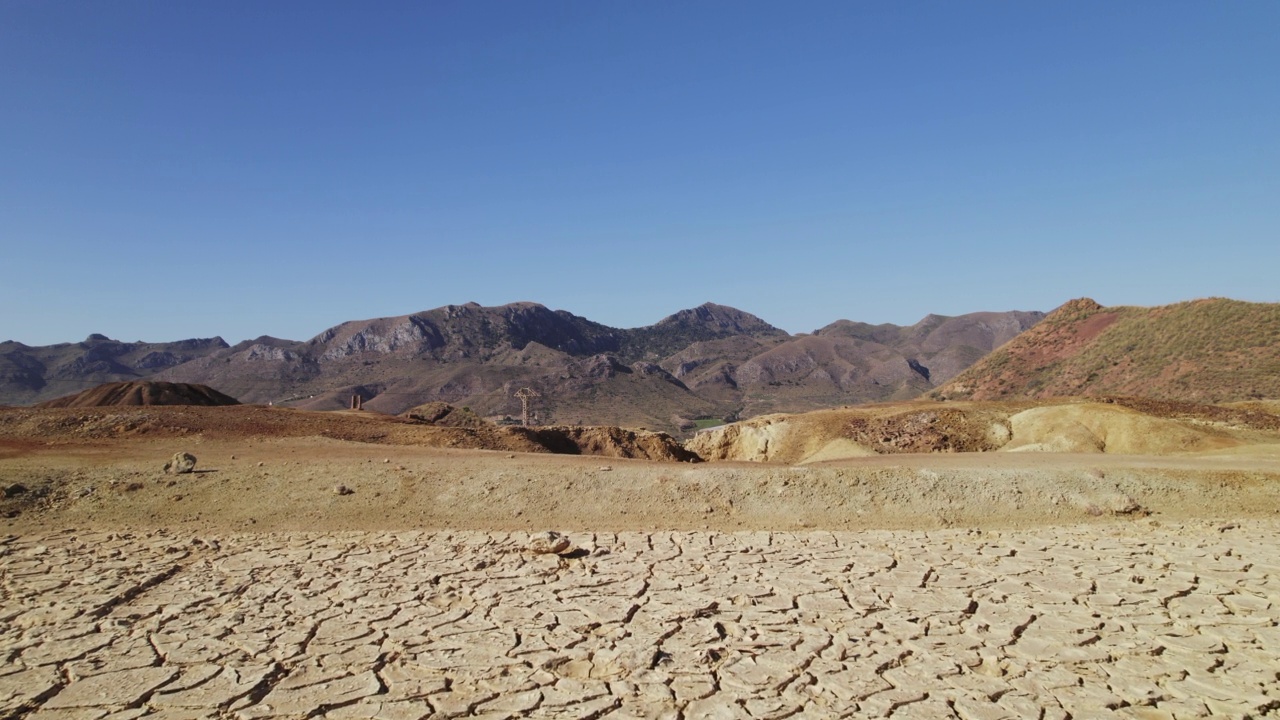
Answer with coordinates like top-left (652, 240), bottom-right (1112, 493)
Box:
top-left (1104, 396), bottom-right (1280, 431)
top-left (847, 407), bottom-right (1012, 453)
top-left (36, 381), bottom-right (240, 408)
top-left (399, 402), bottom-right (489, 428)
top-left (529, 426), bottom-right (700, 462)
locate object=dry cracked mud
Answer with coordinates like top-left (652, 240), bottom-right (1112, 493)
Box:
top-left (4, 521), bottom-right (1280, 719)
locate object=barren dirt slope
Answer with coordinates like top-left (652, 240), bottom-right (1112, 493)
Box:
top-left (934, 297), bottom-right (1280, 403)
top-left (36, 380), bottom-right (240, 408)
top-left (687, 398), bottom-right (1280, 463)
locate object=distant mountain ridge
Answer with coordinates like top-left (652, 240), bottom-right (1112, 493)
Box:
top-left (2, 301), bottom-right (1045, 432)
top-left (932, 297), bottom-right (1280, 403)
top-left (0, 335), bottom-right (229, 406)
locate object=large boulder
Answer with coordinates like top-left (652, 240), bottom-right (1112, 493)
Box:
top-left (163, 452), bottom-right (197, 475)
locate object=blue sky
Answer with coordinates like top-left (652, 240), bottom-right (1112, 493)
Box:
top-left (2, 2), bottom-right (1277, 345)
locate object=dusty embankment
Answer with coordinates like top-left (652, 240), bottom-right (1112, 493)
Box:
top-left (4, 436), bottom-right (1280, 534)
top-left (3, 400), bottom-right (1280, 534)
top-left (688, 399), bottom-right (1280, 463)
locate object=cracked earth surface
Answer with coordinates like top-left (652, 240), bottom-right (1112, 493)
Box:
top-left (4, 521), bottom-right (1280, 719)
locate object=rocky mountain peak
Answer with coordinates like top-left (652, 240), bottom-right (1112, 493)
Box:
top-left (657, 303), bottom-right (786, 336)
top-left (1053, 298), bottom-right (1104, 316)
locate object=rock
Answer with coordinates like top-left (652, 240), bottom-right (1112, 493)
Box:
top-left (3, 483), bottom-right (27, 498)
top-left (334, 485), bottom-right (354, 496)
top-left (529, 531), bottom-right (572, 555)
top-left (1109, 494), bottom-right (1142, 514)
top-left (164, 452), bottom-right (197, 475)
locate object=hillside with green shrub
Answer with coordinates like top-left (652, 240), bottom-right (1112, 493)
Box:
top-left (934, 298), bottom-right (1280, 403)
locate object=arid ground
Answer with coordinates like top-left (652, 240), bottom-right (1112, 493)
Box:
top-left (4, 404), bottom-right (1280, 718)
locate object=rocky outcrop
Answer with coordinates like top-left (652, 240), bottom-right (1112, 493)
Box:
top-left (400, 402), bottom-right (489, 428)
top-left (528, 425), bottom-right (701, 462)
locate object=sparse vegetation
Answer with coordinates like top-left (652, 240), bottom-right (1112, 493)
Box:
top-left (936, 298), bottom-right (1280, 404)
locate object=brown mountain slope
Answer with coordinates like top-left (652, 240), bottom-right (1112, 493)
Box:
top-left (0, 335), bottom-right (229, 406)
top-left (621, 303), bottom-right (790, 361)
top-left (8, 301), bottom-right (1045, 434)
top-left (815, 310), bottom-right (1046, 384)
top-left (153, 302), bottom-right (758, 430)
top-left (712, 309), bottom-right (1046, 417)
top-left (933, 298), bottom-right (1280, 403)
top-left (35, 381), bottom-right (241, 408)
top-left (153, 302), bottom-right (1042, 432)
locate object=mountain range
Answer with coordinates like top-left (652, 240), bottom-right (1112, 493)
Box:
top-left (1, 302), bottom-right (1044, 432)
top-left (0, 335), bottom-right (230, 406)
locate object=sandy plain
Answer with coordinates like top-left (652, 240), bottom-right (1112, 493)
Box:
top-left (4, 413), bottom-right (1280, 718)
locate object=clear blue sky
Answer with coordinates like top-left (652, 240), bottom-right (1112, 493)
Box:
top-left (3, 2), bottom-right (1277, 346)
